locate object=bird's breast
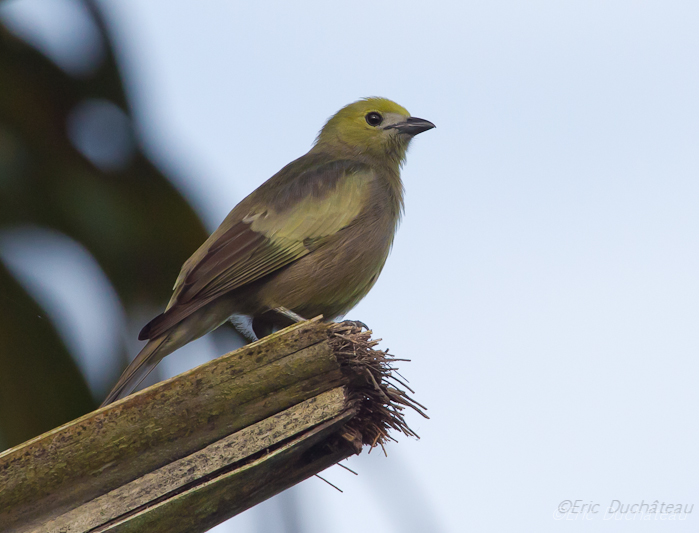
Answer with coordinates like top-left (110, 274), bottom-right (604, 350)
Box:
top-left (256, 200), bottom-right (399, 320)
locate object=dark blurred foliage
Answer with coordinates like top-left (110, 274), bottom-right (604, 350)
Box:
top-left (0, 1), bottom-right (209, 449)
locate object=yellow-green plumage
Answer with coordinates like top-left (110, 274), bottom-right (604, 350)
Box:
top-left (101, 97), bottom-right (434, 406)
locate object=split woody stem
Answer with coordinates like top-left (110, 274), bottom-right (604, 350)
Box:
top-left (0, 318), bottom-right (426, 533)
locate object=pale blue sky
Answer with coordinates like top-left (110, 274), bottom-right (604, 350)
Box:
top-left (2, 0), bottom-right (699, 531)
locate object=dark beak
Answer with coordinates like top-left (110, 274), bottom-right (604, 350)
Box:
top-left (385, 116), bottom-right (436, 136)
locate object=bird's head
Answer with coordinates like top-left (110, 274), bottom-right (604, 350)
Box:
top-left (314, 97), bottom-right (435, 164)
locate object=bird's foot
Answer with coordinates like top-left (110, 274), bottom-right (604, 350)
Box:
top-left (339, 320), bottom-right (369, 331)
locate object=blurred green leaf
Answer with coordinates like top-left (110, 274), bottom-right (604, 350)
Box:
top-left (0, 262), bottom-right (95, 446)
top-left (0, 3), bottom-right (209, 449)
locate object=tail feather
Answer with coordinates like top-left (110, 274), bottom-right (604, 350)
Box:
top-left (100, 335), bottom-right (170, 407)
top-left (103, 298), bottom-right (240, 407)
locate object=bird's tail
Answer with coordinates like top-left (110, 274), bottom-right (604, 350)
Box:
top-left (101, 299), bottom-right (239, 407)
top-left (100, 335), bottom-right (172, 407)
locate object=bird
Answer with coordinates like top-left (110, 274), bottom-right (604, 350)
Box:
top-left (100, 97), bottom-right (434, 407)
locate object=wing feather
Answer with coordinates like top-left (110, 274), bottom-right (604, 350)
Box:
top-left (139, 158), bottom-right (372, 340)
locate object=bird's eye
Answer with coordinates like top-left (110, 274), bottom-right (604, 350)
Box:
top-left (365, 112), bottom-right (383, 127)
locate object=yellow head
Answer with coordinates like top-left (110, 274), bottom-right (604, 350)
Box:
top-left (314, 97), bottom-right (434, 164)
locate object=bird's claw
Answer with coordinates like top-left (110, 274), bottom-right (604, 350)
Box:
top-left (340, 320), bottom-right (369, 331)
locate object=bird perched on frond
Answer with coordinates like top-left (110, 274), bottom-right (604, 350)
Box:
top-left (101, 97), bottom-right (434, 406)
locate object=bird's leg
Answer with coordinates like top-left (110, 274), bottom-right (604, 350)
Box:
top-left (272, 306), bottom-right (308, 323)
top-left (251, 308), bottom-right (307, 340)
top-left (273, 307), bottom-right (367, 331)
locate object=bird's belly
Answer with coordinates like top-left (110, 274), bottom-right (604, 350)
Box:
top-left (257, 223), bottom-right (393, 320)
